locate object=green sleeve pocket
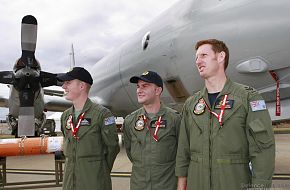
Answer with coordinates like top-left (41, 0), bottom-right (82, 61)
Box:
top-left (249, 119), bottom-right (274, 149)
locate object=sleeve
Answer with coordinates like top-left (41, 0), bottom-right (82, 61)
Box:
top-left (246, 90), bottom-right (275, 187)
top-left (101, 109), bottom-right (120, 171)
top-left (60, 112), bottom-right (69, 157)
top-left (60, 113), bottom-right (66, 137)
top-left (123, 116), bottom-right (133, 162)
top-left (175, 102), bottom-right (191, 177)
top-left (175, 112), bottom-right (182, 141)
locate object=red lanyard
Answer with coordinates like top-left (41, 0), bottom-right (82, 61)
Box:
top-left (142, 115), bottom-right (162, 142)
top-left (69, 112), bottom-right (85, 139)
top-left (205, 94), bottom-right (228, 126)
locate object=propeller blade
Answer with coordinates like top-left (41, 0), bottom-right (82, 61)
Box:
top-left (19, 15), bottom-right (39, 70)
top-left (17, 89), bottom-right (35, 136)
top-left (40, 71), bottom-right (59, 87)
top-left (21, 15), bottom-right (37, 54)
top-left (18, 107), bottom-right (35, 137)
top-left (19, 89), bottom-right (34, 107)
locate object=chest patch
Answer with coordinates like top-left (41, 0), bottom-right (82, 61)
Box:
top-left (65, 116), bottom-right (72, 130)
top-left (135, 118), bottom-right (145, 131)
top-left (80, 118), bottom-right (91, 126)
top-left (194, 98), bottom-right (206, 115)
top-left (214, 99), bottom-right (234, 109)
top-left (151, 120), bottom-right (167, 128)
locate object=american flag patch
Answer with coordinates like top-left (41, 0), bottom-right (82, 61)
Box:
top-left (250, 100), bottom-right (267, 112)
top-left (104, 116), bottom-right (115, 125)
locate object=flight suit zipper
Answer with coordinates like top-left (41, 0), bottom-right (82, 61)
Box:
top-left (209, 96), bottom-right (219, 189)
top-left (208, 95), bottom-right (223, 189)
top-left (209, 113), bottom-right (213, 189)
top-left (73, 139), bottom-right (77, 189)
top-left (144, 117), bottom-right (151, 190)
top-left (73, 115), bottom-right (78, 190)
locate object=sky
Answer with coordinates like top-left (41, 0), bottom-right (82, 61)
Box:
top-left (0, 0), bottom-right (179, 119)
top-left (0, 0), bottom-right (179, 73)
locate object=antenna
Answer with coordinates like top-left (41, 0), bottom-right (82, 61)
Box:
top-left (70, 43), bottom-right (76, 70)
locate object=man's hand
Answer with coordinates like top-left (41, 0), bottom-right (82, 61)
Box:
top-left (177, 176), bottom-right (187, 190)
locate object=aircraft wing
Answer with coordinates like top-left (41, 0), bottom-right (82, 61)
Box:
top-left (0, 84), bottom-right (70, 112)
top-left (43, 87), bottom-right (71, 112)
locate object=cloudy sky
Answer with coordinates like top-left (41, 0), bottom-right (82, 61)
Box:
top-left (0, 0), bottom-right (179, 119)
top-left (0, 0), bottom-right (179, 72)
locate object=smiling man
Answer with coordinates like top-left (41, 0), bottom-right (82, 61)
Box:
top-left (57, 67), bottom-right (120, 190)
top-left (175, 39), bottom-right (275, 190)
top-left (123, 71), bottom-right (181, 190)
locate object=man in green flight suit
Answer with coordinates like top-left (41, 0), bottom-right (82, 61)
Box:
top-left (123, 71), bottom-right (181, 190)
top-left (57, 67), bottom-right (120, 190)
top-left (176, 39), bottom-right (275, 190)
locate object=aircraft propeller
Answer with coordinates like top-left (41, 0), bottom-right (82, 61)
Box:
top-left (0, 15), bottom-right (59, 137)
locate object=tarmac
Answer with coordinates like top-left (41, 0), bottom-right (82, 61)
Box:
top-left (0, 134), bottom-right (289, 189)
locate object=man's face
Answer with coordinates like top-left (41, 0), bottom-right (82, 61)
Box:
top-left (136, 80), bottom-right (161, 105)
top-left (195, 44), bottom-right (220, 79)
top-left (62, 79), bottom-right (83, 101)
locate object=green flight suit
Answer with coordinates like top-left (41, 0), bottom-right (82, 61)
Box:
top-left (61, 98), bottom-right (120, 190)
top-left (123, 104), bottom-right (181, 190)
top-left (176, 79), bottom-right (275, 190)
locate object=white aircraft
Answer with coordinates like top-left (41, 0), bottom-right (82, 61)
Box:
top-left (0, 0), bottom-right (290, 136)
top-left (87, 0), bottom-right (290, 120)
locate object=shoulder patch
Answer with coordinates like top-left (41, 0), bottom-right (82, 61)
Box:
top-left (104, 116), bottom-right (115, 125)
top-left (250, 100), bottom-right (267, 111)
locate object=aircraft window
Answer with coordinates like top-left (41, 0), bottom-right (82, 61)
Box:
top-left (142, 31), bottom-right (150, 50)
top-left (164, 78), bottom-right (190, 103)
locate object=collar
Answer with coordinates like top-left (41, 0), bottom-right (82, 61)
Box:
top-left (200, 78), bottom-right (234, 100)
top-left (67, 98), bottom-right (93, 116)
top-left (139, 102), bottom-right (166, 120)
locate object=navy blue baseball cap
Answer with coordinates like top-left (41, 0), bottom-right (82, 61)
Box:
top-left (130, 71), bottom-right (163, 89)
top-left (57, 67), bottom-right (93, 85)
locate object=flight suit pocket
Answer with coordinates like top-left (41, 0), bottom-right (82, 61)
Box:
top-left (155, 128), bottom-right (177, 164)
top-left (249, 119), bottom-right (274, 149)
top-left (77, 127), bottom-right (103, 157)
top-left (131, 138), bottom-right (142, 164)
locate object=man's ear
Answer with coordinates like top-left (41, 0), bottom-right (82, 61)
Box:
top-left (155, 87), bottom-right (162, 96)
top-left (218, 51), bottom-right (226, 63)
top-left (80, 81), bottom-right (86, 90)
top-left (218, 51), bottom-right (226, 62)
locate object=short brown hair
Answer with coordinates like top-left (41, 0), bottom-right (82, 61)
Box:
top-left (195, 39), bottom-right (229, 70)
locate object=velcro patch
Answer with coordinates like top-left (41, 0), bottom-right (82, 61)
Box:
top-left (80, 118), bottom-right (91, 126)
top-left (104, 116), bottom-right (115, 126)
top-left (214, 99), bottom-right (234, 109)
top-left (151, 120), bottom-right (167, 128)
top-left (250, 100), bottom-right (266, 112)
